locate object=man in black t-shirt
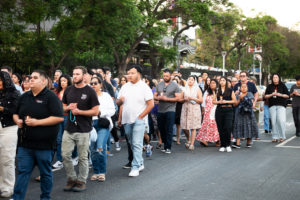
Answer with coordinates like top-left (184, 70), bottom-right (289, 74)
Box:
top-left (12, 70), bottom-right (64, 200)
top-left (61, 66), bottom-right (99, 192)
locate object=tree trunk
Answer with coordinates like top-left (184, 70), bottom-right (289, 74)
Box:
top-left (235, 47), bottom-right (242, 70)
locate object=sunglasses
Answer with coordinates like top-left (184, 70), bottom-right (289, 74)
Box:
top-left (163, 87), bottom-right (167, 93)
top-left (29, 76), bottom-right (39, 80)
top-left (90, 82), bottom-right (99, 86)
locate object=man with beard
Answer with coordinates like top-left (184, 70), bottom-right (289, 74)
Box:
top-left (61, 66), bottom-right (99, 192)
top-left (154, 69), bottom-right (181, 154)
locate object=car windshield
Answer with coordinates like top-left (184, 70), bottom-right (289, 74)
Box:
top-left (285, 82), bottom-right (296, 91)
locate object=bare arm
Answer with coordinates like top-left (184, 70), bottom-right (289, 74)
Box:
top-left (25, 116), bottom-right (64, 127)
top-left (72, 105), bottom-right (99, 117)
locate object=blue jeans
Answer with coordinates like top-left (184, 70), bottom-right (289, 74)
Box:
top-left (264, 105), bottom-right (272, 132)
top-left (90, 120), bottom-right (109, 174)
top-left (269, 106), bottom-right (286, 139)
top-left (157, 112), bottom-right (175, 150)
top-left (56, 116), bottom-right (77, 161)
top-left (13, 147), bottom-right (54, 200)
top-left (124, 119), bottom-right (145, 170)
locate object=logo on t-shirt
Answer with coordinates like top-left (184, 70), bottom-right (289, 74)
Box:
top-left (81, 94), bottom-right (87, 100)
top-left (35, 99), bottom-right (43, 104)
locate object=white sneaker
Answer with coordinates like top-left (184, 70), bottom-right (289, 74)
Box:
top-left (72, 157), bottom-right (78, 166)
top-left (128, 169), bottom-right (139, 177)
top-left (226, 146), bottom-right (232, 152)
top-left (219, 147), bottom-right (226, 152)
top-left (110, 137), bottom-right (115, 144)
top-left (52, 161), bottom-right (63, 169)
top-left (115, 141), bottom-right (121, 151)
top-left (138, 165), bottom-right (144, 172)
top-left (0, 191), bottom-right (12, 198)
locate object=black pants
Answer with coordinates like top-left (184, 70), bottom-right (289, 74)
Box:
top-left (157, 112), bottom-right (175, 150)
top-left (110, 114), bottom-right (119, 142)
top-left (215, 107), bottom-right (234, 147)
top-left (125, 134), bottom-right (133, 163)
top-left (292, 107), bottom-right (300, 136)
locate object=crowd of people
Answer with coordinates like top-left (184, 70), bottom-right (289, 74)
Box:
top-left (0, 65), bottom-right (299, 200)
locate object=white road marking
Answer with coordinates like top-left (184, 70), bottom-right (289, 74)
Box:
top-left (275, 136), bottom-right (296, 147)
top-left (277, 146), bottom-right (300, 149)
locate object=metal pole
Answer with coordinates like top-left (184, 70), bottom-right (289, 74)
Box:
top-left (252, 50), bottom-right (255, 77)
top-left (222, 51), bottom-right (226, 76)
top-left (259, 61), bottom-right (262, 86)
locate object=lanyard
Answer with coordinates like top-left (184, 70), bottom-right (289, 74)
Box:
top-left (69, 111), bottom-right (77, 125)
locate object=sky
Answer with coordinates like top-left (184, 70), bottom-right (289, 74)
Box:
top-left (229, 0), bottom-right (300, 30)
top-left (184, 0), bottom-right (300, 39)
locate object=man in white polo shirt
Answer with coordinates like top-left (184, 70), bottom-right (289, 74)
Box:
top-left (117, 65), bottom-right (154, 177)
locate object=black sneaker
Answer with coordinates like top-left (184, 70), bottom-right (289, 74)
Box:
top-left (265, 130), bottom-right (268, 133)
top-left (232, 143), bottom-right (241, 149)
top-left (122, 162), bottom-right (131, 169)
top-left (246, 144), bottom-right (252, 148)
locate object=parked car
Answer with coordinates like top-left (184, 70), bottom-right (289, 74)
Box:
top-left (285, 82), bottom-right (296, 105)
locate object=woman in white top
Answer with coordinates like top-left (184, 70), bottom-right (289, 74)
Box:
top-left (90, 76), bottom-right (115, 182)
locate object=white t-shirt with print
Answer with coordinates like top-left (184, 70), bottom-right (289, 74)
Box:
top-left (118, 80), bottom-right (153, 125)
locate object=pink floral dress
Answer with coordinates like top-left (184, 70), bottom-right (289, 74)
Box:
top-left (196, 95), bottom-right (219, 142)
top-left (180, 87), bottom-right (202, 130)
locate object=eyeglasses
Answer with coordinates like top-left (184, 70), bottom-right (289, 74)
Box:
top-left (90, 82), bottom-right (99, 86)
top-left (240, 75), bottom-right (246, 77)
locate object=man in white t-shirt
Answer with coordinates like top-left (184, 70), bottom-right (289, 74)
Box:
top-left (117, 65), bottom-right (154, 177)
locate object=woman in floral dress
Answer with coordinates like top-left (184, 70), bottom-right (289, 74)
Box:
top-left (180, 76), bottom-right (203, 150)
top-left (196, 79), bottom-right (220, 147)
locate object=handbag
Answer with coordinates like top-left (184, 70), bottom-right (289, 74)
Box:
top-left (97, 115), bottom-right (110, 128)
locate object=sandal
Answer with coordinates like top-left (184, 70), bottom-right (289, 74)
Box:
top-left (91, 174), bottom-right (100, 181)
top-left (97, 174), bottom-right (105, 182)
top-left (279, 138), bottom-right (285, 143)
top-left (35, 176), bottom-right (41, 182)
top-left (200, 141), bottom-right (208, 147)
top-left (185, 142), bottom-right (190, 149)
top-left (156, 143), bottom-right (162, 149)
top-left (272, 139), bottom-right (278, 143)
top-left (216, 141), bottom-right (221, 147)
top-left (189, 145), bottom-right (195, 151)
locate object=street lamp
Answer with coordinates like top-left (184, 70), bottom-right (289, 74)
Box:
top-left (221, 51), bottom-right (227, 76)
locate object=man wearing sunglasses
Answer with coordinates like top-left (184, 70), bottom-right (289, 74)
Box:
top-left (154, 69), bottom-right (181, 154)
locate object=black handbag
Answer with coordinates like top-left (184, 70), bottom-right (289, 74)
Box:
top-left (97, 115), bottom-right (110, 128)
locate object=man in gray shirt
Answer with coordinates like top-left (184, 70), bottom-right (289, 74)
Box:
top-left (290, 75), bottom-right (300, 137)
top-left (154, 69), bottom-right (181, 154)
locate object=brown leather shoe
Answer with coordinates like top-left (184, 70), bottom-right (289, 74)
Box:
top-left (72, 180), bottom-right (86, 192)
top-left (63, 178), bottom-right (77, 191)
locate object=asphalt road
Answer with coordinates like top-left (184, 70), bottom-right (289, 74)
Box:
top-left (10, 108), bottom-right (300, 200)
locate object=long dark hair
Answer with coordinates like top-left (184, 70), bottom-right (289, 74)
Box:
top-left (0, 71), bottom-right (17, 92)
top-left (91, 76), bottom-right (106, 92)
top-left (207, 79), bottom-right (218, 95)
top-left (12, 73), bottom-right (22, 85)
top-left (217, 76), bottom-right (231, 98)
top-left (145, 75), bottom-right (154, 89)
top-left (270, 73), bottom-right (282, 85)
top-left (204, 77), bottom-right (211, 92)
top-left (56, 74), bottom-right (72, 93)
